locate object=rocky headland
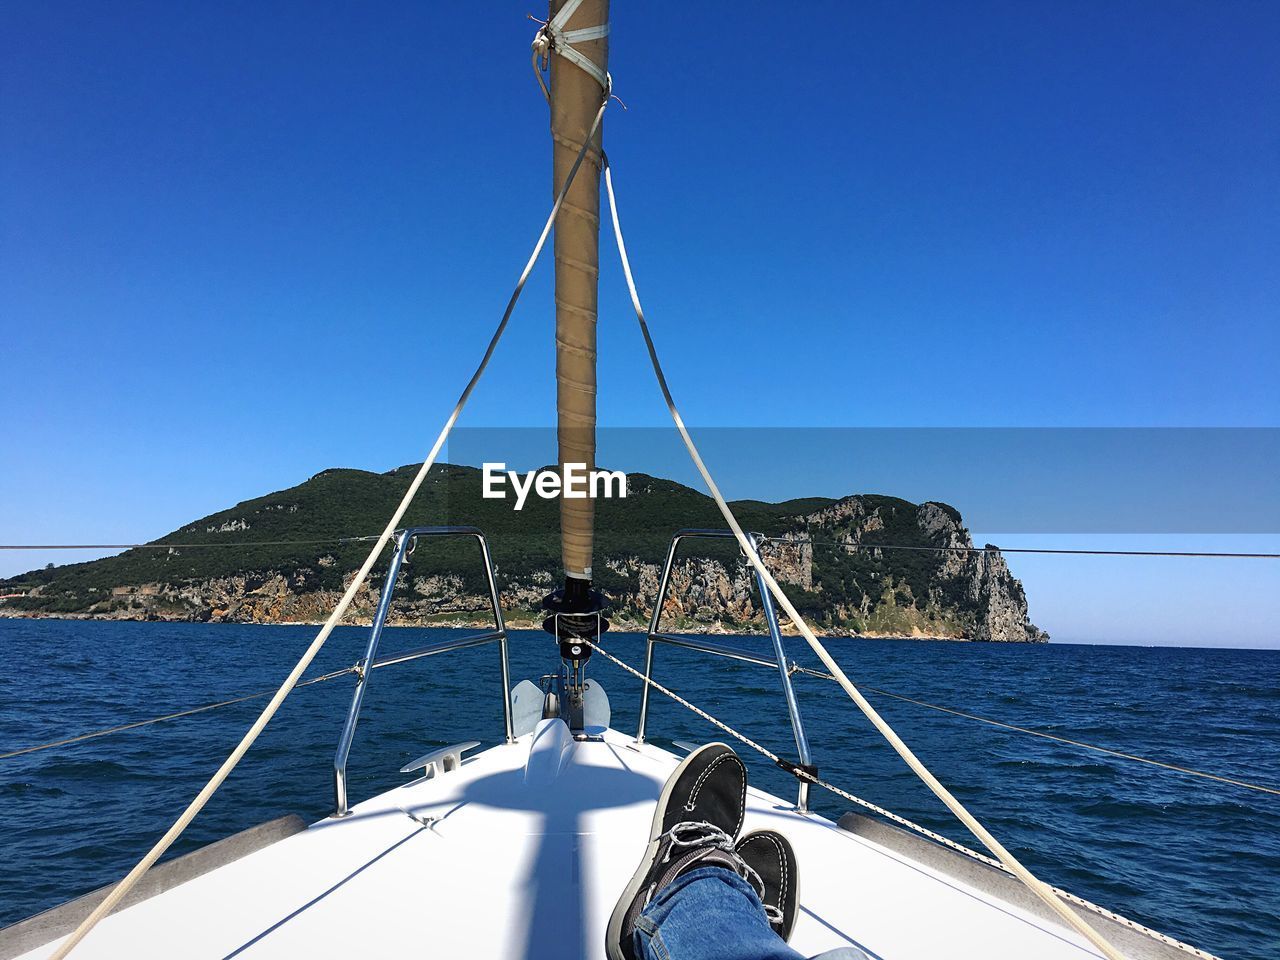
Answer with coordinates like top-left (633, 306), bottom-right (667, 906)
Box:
top-left (0, 464), bottom-right (1047, 642)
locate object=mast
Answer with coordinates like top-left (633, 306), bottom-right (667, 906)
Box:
top-left (541, 0), bottom-right (610, 653)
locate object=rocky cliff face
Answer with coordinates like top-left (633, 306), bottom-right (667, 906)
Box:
top-left (1, 466), bottom-right (1046, 641)
top-left (781, 497), bottom-right (1048, 642)
top-left (585, 497), bottom-right (1045, 642)
top-left (11, 501), bottom-right (1044, 643)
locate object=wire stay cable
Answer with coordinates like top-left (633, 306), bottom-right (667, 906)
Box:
top-left (786, 667), bottom-right (1280, 797)
top-left (604, 160), bottom-right (1130, 960)
top-left (0, 538), bottom-right (380, 550)
top-left (583, 638), bottom-right (1221, 960)
top-left (767, 538), bottom-right (1280, 559)
top-left (48, 91), bottom-right (613, 960)
top-left (5, 538), bottom-right (1277, 557)
top-left (10, 650), bottom-right (1272, 803)
top-left (0, 667), bottom-right (357, 761)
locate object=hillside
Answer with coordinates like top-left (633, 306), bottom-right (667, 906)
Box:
top-left (0, 464), bottom-right (1047, 641)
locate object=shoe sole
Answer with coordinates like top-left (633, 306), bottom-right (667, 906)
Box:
top-left (605, 743), bottom-right (736, 960)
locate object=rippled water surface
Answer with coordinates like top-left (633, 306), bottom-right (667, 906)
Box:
top-left (1, 620), bottom-right (1277, 959)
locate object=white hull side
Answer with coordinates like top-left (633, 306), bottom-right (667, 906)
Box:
top-left (13, 723), bottom-right (1124, 960)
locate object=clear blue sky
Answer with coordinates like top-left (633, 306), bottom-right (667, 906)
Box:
top-left (2, 2), bottom-right (1277, 645)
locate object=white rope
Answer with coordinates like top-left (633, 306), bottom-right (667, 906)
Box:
top-left (582, 639), bottom-right (1221, 960)
top-left (531, 0), bottom-right (611, 93)
top-left (48, 92), bottom-right (612, 960)
top-left (602, 162), bottom-right (1131, 960)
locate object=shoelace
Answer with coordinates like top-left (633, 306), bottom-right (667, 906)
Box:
top-left (652, 821), bottom-right (784, 925)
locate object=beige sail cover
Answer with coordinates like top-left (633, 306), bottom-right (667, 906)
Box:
top-left (550, 0), bottom-right (608, 579)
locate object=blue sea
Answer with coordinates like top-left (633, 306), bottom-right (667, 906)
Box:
top-left (1, 620), bottom-right (1277, 959)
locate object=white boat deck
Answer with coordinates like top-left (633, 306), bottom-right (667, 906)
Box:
top-left (15, 722), bottom-right (1125, 960)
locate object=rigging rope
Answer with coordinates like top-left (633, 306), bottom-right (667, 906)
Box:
top-left (48, 90), bottom-right (614, 960)
top-left (602, 161), bottom-right (1131, 960)
top-left (0, 667), bottom-right (356, 761)
top-left (582, 638), bottom-right (1221, 960)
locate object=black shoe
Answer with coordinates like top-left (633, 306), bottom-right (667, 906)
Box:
top-left (606, 743), bottom-right (748, 960)
top-left (736, 830), bottom-right (800, 941)
top-left (649, 741), bottom-right (747, 841)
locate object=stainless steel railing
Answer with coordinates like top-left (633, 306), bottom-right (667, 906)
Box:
top-left (637, 529), bottom-right (815, 812)
top-left (331, 526), bottom-right (513, 817)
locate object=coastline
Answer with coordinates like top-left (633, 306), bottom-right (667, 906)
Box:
top-left (0, 606), bottom-right (982, 641)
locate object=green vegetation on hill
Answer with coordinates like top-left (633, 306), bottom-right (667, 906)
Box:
top-left (0, 463), bottom-right (1044, 641)
top-left (2, 465), bottom-right (807, 608)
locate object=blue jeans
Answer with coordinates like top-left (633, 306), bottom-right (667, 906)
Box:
top-left (633, 866), bottom-right (869, 960)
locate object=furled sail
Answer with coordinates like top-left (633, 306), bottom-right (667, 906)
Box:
top-left (544, 0), bottom-right (610, 633)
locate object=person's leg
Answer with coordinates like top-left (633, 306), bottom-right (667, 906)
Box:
top-left (606, 744), bottom-right (749, 960)
top-left (631, 865), bottom-right (805, 960)
top-left (608, 743), bottom-right (871, 960)
top-left (632, 866), bottom-right (871, 960)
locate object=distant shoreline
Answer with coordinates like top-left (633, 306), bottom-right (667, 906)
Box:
top-left (0, 464), bottom-right (1049, 644)
top-left (0, 606), bottom-right (985, 641)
